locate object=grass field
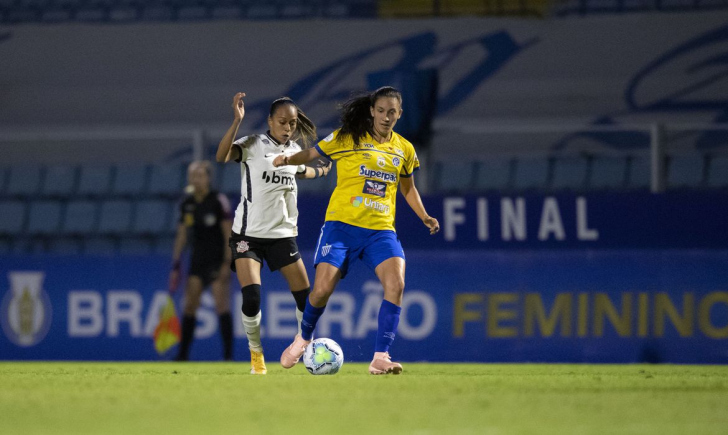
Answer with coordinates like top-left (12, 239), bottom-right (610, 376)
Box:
top-left (1, 362), bottom-right (727, 435)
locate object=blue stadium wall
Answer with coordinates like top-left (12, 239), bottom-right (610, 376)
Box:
top-left (2, 191), bottom-right (728, 363)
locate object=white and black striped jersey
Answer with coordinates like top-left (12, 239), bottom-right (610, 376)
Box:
top-left (231, 133), bottom-right (306, 238)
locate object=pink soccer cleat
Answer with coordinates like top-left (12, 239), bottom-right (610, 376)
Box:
top-left (368, 352), bottom-right (403, 375)
top-left (280, 334), bottom-right (310, 369)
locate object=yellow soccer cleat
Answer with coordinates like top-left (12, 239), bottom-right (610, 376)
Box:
top-left (250, 349), bottom-right (267, 375)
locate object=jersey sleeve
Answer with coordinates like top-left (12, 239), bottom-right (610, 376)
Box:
top-left (232, 135), bottom-right (256, 163)
top-left (400, 141), bottom-right (420, 178)
top-left (314, 129), bottom-right (348, 161)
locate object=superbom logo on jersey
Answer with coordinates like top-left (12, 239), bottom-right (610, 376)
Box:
top-left (358, 165), bottom-right (396, 182)
top-left (261, 171), bottom-right (295, 186)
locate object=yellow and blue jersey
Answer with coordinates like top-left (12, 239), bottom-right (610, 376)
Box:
top-left (314, 129), bottom-right (420, 231)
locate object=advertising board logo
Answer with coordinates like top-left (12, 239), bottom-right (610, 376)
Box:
top-left (1, 272), bottom-right (52, 347)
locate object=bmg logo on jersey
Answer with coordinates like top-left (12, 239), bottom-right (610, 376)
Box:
top-left (363, 179), bottom-right (386, 198)
top-left (1, 272), bottom-right (52, 347)
top-left (261, 170), bottom-right (295, 186)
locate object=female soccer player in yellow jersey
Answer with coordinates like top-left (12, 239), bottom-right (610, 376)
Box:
top-left (273, 86), bottom-right (440, 374)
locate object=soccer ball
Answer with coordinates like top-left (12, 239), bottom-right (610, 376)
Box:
top-left (303, 338), bottom-right (344, 375)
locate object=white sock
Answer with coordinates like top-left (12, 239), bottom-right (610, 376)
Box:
top-left (242, 312), bottom-right (262, 352)
top-left (296, 308), bottom-right (303, 337)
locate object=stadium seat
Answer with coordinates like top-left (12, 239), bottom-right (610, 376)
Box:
top-left (0, 200), bottom-right (26, 235)
top-left (513, 157), bottom-right (550, 190)
top-left (42, 165), bottom-right (77, 198)
top-left (77, 165), bottom-right (113, 197)
top-left (98, 200), bottom-right (133, 234)
top-left (148, 163), bottom-right (185, 197)
top-left (47, 238), bottom-right (83, 255)
top-left (473, 159), bottom-right (511, 191)
top-left (41, 8), bottom-right (72, 22)
top-left (0, 238), bottom-right (11, 255)
top-left (118, 237), bottom-right (154, 255)
top-left (26, 200), bottom-right (63, 235)
top-left (0, 166), bottom-right (6, 195)
top-left (6, 165), bottom-right (43, 197)
top-left (627, 155), bottom-right (651, 189)
top-left (112, 165), bottom-right (149, 197)
top-left (246, 4), bottom-right (277, 18)
top-left (435, 161), bottom-right (474, 192)
top-left (141, 5), bottom-right (174, 21)
top-left (589, 156), bottom-right (627, 189)
top-left (177, 5), bottom-right (208, 20)
top-left (210, 5), bottom-right (243, 19)
top-left (551, 156), bottom-right (588, 190)
top-left (667, 154), bottom-right (705, 189)
top-left (707, 155), bottom-right (728, 188)
top-left (220, 163), bottom-right (242, 195)
top-left (62, 200), bottom-right (98, 235)
top-left (84, 237), bottom-right (117, 256)
top-left (12, 237), bottom-right (46, 255)
top-left (132, 199), bottom-right (171, 235)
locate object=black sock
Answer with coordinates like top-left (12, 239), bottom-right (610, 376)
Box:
top-left (176, 315), bottom-right (196, 361)
top-left (291, 287), bottom-right (310, 313)
top-left (219, 312), bottom-right (233, 361)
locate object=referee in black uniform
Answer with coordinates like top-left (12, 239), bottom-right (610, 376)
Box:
top-left (169, 161), bottom-right (234, 361)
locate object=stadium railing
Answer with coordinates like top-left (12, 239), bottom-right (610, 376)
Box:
top-left (1, 122), bottom-right (727, 255)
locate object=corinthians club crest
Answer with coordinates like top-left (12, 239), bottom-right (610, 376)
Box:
top-left (1, 272), bottom-right (52, 347)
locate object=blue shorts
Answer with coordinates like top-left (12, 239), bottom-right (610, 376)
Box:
top-left (313, 221), bottom-right (405, 278)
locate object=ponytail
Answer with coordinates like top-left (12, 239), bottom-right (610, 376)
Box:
top-left (269, 97), bottom-right (317, 148)
top-left (338, 86), bottom-right (402, 148)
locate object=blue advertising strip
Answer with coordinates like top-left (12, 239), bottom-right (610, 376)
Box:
top-left (293, 191), bottom-right (728, 250)
top-left (1, 250), bottom-right (727, 363)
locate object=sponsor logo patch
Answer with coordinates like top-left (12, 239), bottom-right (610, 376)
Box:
top-left (323, 133), bottom-right (334, 142)
top-left (362, 143), bottom-right (375, 149)
top-left (321, 244), bottom-right (332, 256)
top-left (204, 213), bottom-right (217, 226)
top-left (363, 179), bottom-right (386, 197)
top-left (392, 157), bottom-right (401, 167)
top-left (358, 165), bottom-right (397, 182)
top-left (350, 196), bottom-right (390, 214)
top-left (361, 152), bottom-right (371, 160)
top-left (377, 156), bottom-right (386, 168)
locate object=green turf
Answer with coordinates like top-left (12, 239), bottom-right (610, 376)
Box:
top-left (1, 362), bottom-right (727, 435)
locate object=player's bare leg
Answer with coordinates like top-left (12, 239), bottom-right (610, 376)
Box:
top-left (369, 257), bottom-right (405, 375)
top-left (280, 259), bottom-right (311, 336)
top-left (280, 263), bottom-right (340, 368)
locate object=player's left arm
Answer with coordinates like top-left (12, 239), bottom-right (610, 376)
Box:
top-left (296, 159), bottom-right (333, 180)
top-left (399, 176), bottom-right (440, 235)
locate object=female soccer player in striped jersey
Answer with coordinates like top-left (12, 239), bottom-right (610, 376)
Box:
top-left (274, 86), bottom-right (440, 375)
top-left (216, 92), bottom-right (331, 375)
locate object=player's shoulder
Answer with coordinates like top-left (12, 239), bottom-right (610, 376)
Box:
top-left (233, 135), bottom-right (259, 148)
top-left (392, 131), bottom-right (416, 156)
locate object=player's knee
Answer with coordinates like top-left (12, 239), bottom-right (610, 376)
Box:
top-left (241, 284), bottom-right (261, 317)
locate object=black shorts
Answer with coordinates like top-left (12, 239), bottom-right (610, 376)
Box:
top-left (188, 259), bottom-right (223, 288)
top-left (229, 232), bottom-right (301, 272)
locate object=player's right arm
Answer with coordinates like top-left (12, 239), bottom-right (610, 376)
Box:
top-left (168, 223), bottom-right (187, 292)
top-left (216, 92), bottom-right (246, 163)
